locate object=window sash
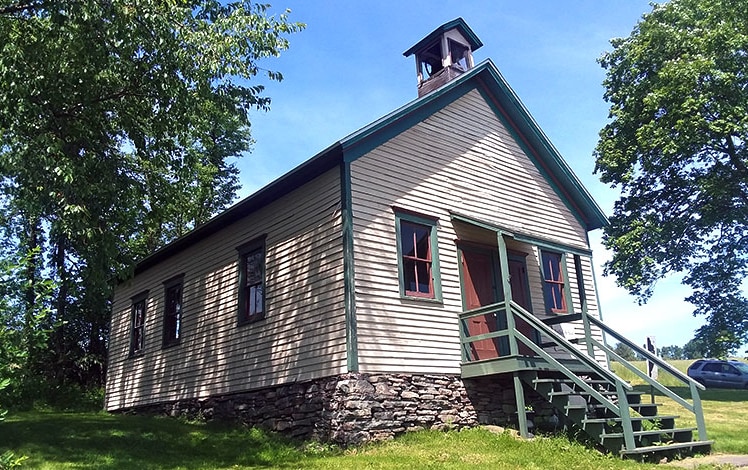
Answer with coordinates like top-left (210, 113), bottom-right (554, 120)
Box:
top-left (237, 239), bottom-right (266, 324)
top-left (163, 283), bottom-right (182, 346)
top-left (395, 213), bottom-right (440, 300)
top-left (130, 299), bottom-right (146, 355)
top-left (541, 251), bottom-right (567, 313)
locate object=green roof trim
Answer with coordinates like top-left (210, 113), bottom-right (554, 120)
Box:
top-left (133, 57), bottom-right (607, 276)
top-left (403, 17), bottom-right (483, 57)
top-left (338, 59), bottom-right (608, 231)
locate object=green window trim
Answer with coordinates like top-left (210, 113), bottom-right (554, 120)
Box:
top-left (539, 250), bottom-right (573, 315)
top-left (237, 235), bottom-right (267, 326)
top-left (162, 274), bottom-right (184, 349)
top-left (129, 290), bottom-right (149, 358)
top-left (394, 210), bottom-right (442, 302)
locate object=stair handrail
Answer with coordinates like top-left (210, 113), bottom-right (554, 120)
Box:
top-left (584, 315), bottom-right (709, 441)
top-left (511, 326), bottom-right (626, 418)
top-left (509, 300), bottom-right (633, 391)
top-left (587, 336), bottom-right (696, 411)
top-left (510, 301), bottom-right (638, 449)
top-left (586, 315), bottom-right (706, 391)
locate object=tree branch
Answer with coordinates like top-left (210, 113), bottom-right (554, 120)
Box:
top-left (725, 134), bottom-right (748, 178)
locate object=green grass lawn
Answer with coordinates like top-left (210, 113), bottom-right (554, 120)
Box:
top-left (1, 360), bottom-right (745, 469)
top-left (0, 411), bottom-right (658, 470)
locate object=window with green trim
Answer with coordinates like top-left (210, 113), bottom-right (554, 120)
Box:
top-left (540, 250), bottom-right (567, 313)
top-left (395, 212), bottom-right (441, 300)
top-left (237, 237), bottom-right (266, 325)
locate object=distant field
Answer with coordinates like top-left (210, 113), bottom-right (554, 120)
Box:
top-left (610, 359), bottom-right (748, 387)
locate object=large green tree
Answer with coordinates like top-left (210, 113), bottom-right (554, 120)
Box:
top-left (0, 0), bottom-right (302, 393)
top-left (595, 0), bottom-right (748, 357)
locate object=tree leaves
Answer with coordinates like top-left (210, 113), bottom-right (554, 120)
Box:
top-left (0, 0), bottom-right (303, 388)
top-left (596, 0), bottom-right (748, 355)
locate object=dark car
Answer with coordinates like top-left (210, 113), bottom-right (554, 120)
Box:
top-left (687, 359), bottom-right (748, 389)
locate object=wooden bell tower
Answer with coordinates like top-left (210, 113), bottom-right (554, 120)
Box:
top-left (403, 18), bottom-right (483, 97)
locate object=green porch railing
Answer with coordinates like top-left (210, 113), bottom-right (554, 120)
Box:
top-left (458, 301), bottom-right (708, 449)
top-left (459, 301), bottom-right (635, 448)
top-left (582, 315), bottom-right (708, 442)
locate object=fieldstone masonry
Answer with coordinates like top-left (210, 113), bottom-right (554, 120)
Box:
top-left (124, 373), bottom-right (525, 445)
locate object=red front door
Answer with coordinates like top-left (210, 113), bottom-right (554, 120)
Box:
top-left (460, 247), bottom-right (503, 360)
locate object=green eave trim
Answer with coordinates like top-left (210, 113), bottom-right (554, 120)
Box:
top-left (340, 76), bottom-right (476, 163)
top-left (403, 17), bottom-right (483, 57)
top-left (450, 211), bottom-right (593, 257)
top-left (470, 63), bottom-right (608, 231)
top-left (339, 59), bottom-right (607, 231)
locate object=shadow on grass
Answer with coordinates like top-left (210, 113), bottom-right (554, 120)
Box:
top-left (0, 411), bottom-right (313, 469)
top-left (633, 384), bottom-right (748, 403)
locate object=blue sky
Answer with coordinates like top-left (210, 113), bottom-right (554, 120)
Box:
top-left (234, 1), bottom-right (724, 352)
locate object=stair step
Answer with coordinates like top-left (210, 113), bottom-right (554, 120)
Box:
top-left (567, 402), bottom-right (661, 418)
top-left (601, 427), bottom-right (697, 440)
top-left (533, 377), bottom-right (613, 386)
top-left (548, 389), bottom-right (644, 399)
top-left (619, 440), bottom-right (713, 457)
top-left (583, 414), bottom-right (679, 424)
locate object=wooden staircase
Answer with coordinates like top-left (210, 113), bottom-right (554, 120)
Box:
top-left (459, 300), bottom-right (713, 460)
top-left (524, 370), bottom-right (713, 459)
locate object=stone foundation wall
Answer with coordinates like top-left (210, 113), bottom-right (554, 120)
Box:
top-left (120, 373), bottom-right (520, 445)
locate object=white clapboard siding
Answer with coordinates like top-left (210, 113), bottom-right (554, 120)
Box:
top-left (106, 168), bottom-right (347, 410)
top-left (350, 88), bottom-right (603, 374)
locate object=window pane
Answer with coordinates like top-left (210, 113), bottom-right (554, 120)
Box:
top-left (545, 284), bottom-right (563, 310)
top-left (415, 260), bottom-right (431, 293)
top-left (246, 250), bottom-right (263, 285)
top-left (134, 301), bottom-right (144, 327)
top-left (542, 252), bottom-right (562, 282)
top-left (131, 299), bottom-right (145, 354)
top-left (401, 222), bottom-right (430, 260)
top-left (414, 226), bottom-right (430, 260)
top-left (164, 315), bottom-right (176, 342)
top-left (403, 259), bottom-right (417, 292)
top-left (164, 284), bottom-right (181, 343)
top-left (248, 284), bottom-right (263, 315)
top-left (401, 224), bottom-right (416, 258)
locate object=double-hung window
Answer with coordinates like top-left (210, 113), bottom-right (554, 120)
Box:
top-left (162, 275), bottom-right (183, 347)
top-left (395, 211), bottom-right (441, 300)
top-left (238, 237), bottom-right (266, 324)
top-left (130, 292), bottom-right (148, 356)
top-left (540, 250), bottom-right (567, 313)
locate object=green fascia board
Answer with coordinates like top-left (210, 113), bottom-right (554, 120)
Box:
top-left (472, 61), bottom-right (608, 231)
top-left (133, 143), bottom-right (344, 275)
top-left (338, 59), bottom-right (608, 231)
top-left (133, 57), bottom-right (606, 276)
top-left (403, 17), bottom-right (483, 57)
top-left (450, 211), bottom-right (593, 257)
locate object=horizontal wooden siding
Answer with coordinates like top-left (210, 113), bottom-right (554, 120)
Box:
top-left (106, 168), bottom-right (346, 410)
top-left (350, 88), bottom-right (603, 374)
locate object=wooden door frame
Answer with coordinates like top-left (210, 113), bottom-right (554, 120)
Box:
top-left (507, 251), bottom-right (532, 313)
top-left (456, 241), bottom-right (504, 311)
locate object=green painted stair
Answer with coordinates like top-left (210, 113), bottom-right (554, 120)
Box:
top-left (524, 371), bottom-right (713, 460)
